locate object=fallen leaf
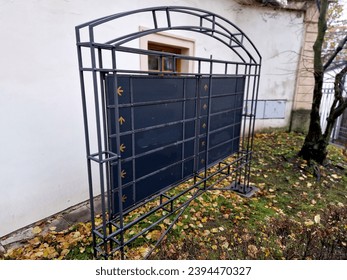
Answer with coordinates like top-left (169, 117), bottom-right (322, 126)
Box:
top-left (34, 251), bottom-right (44, 257)
top-left (304, 220), bottom-right (314, 226)
top-left (314, 214), bottom-right (321, 224)
top-left (139, 246), bottom-right (151, 258)
top-left (146, 230), bottom-right (162, 240)
top-left (32, 226), bottom-right (42, 234)
top-left (176, 221), bottom-right (184, 227)
top-left (60, 249), bottom-right (70, 257)
top-left (222, 241), bottom-right (229, 249)
top-left (28, 237), bottom-right (41, 246)
top-left (247, 245), bottom-right (258, 258)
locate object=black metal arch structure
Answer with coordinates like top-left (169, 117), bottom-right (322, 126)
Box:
top-left (76, 6), bottom-right (261, 259)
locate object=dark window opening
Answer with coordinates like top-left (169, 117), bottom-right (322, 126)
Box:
top-left (148, 42), bottom-right (182, 73)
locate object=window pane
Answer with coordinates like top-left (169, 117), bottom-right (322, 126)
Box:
top-left (163, 57), bottom-right (174, 71)
top-left (148, 55), bottom-right (159, 70)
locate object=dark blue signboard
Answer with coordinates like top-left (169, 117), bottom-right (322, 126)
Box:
top-left (106, 75), bottom-right (245, 213)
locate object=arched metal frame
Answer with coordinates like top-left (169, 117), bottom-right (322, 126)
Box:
top-left (76, 6), bottom-right (261, 259)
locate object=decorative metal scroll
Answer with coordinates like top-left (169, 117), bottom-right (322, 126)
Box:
top-left (75, 6), bottom-right (261, 259)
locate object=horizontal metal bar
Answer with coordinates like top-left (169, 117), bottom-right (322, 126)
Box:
top-left (103, 182), bottom-right (203, 239)
top-left (110, 91), bottom-right (245, 110)
top-left (115, 45), bottom-right (257, 66)
top-left (110, 152), bottom-right (249, 228)
top-left (110, 137), bottom-right (196, 166)
top-left (79, 67), bottom-right (261, 77)
top-left (113, 154), bottom-right (196, 188)
top-left (112, 96), bottom-right (198, 109)
top-left (110, 117), bottom-right (197, 137)
top-left (88, 151), bottom-right (120, 163)
top-left (97, 156), bottom-right (248, 249)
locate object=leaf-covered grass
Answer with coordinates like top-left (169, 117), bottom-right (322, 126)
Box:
top-left (3, 131), bottom-right (347, 260)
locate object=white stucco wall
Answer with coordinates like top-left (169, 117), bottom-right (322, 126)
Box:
top-left (0, 0), bottom-right (305, 237)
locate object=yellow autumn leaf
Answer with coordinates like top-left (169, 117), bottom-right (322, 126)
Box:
top-left (60, 249), bottom-right (70, 257)
top-left (304, 220), bottom-right (314, 226)
top-left (314, 214), bottom-right (321, 224)
top-left (61, 241), bottom-right (70, 249)
top-left (34, 251), bottom-right (44, 258)
top-left (211, 228), bottom-right (219, 233)
top-left (263, 247), bottom-right (270, 257)
top-left (222, 241), bottom-right (229, 249)
top-left (146, 230), bottom-right (161, 240)
top-left (138, 246), bottom-right (150, 258)
top-left (28, 237), bottom-right (41, 246)
top-left (32, 226), bottom-right (42, 234)
top-left (211, 245), bottom-right (217, 250)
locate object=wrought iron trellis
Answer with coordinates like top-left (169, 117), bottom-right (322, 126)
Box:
top-left (75, 6), bottom-right (261, 259)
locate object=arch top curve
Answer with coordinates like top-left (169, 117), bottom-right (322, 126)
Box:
top-left (76, 6), bottom-right (261, 65)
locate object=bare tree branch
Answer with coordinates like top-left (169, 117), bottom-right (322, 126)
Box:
top-left (323, 34), bottom-right (347, 71)
top-left (323, 64), bottom-right (347, 139)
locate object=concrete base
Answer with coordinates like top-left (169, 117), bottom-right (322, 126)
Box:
top-left (0, 196), bottom-right (102, 256)
top-left (290, 109), bottom-right (311, 134)
top-left (215, 181), bottom-right (259, 198)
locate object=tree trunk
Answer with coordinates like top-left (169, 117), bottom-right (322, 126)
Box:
top-left (298, 1), bottom-right (347, 164)
top-left (298, 0), bottom-right (329, 164)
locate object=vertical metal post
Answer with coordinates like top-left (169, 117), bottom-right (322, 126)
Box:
top-left (130, 77), bottom-right (137, 207)
top-left (97, 49), bottom-right (113, 248)
top-left (89, 26), bottom-right (109, 257)
top-left (204, 56), bottom-right (214, 188)
top-left (75, 27), bottom-right (97, 258)
top-left (181, 78), bottom-right (187, 178)
top-left (111, 49), bottom-right (125, 260)
top-left (247, 63), bottom-right (262, 189)
top-left (193, 72), bottom-right (201, 185)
